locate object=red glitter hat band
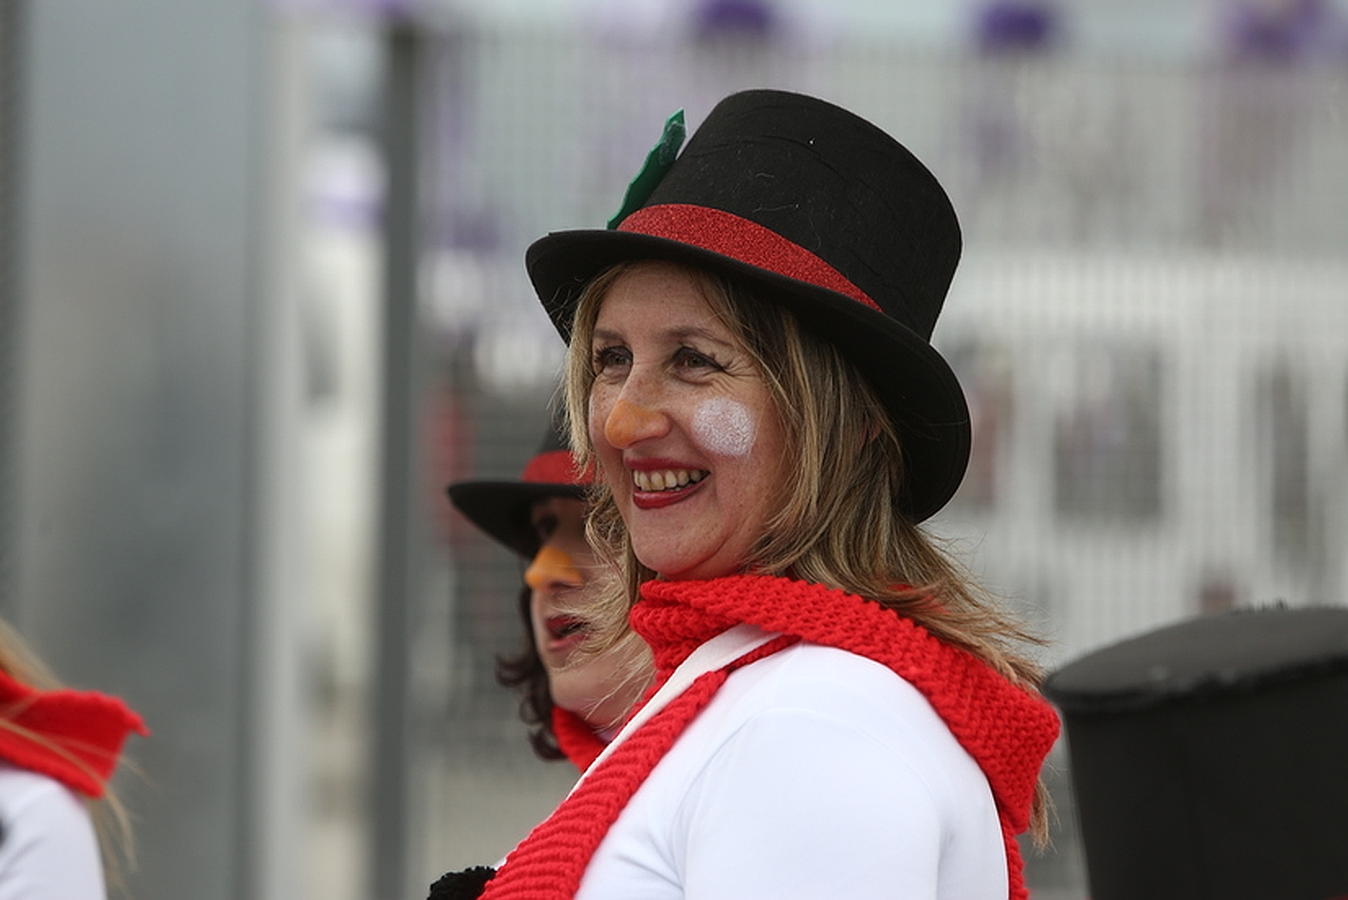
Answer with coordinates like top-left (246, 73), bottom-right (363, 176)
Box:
top-left (617, 203), bottom-right (882, 314)
top-left (521, 449), bottom-right (592, 486)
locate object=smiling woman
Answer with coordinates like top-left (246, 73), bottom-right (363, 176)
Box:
top-left (471, 89), bottom-right (1059, 900)
top-left (584, 262), bottom-right (787, 580)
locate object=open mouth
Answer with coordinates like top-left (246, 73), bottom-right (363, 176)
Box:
top-left (631, 468), bottom-right (708, 492)
top-left (630, 468), bottom-right (709, 510)
top-left (545, 615), bottom-right (587, 644)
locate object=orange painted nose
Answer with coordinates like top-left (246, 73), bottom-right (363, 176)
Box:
top-left (603, 396), bottom-right (668, 449)
top-left (524, 544), bottom-right (583, 591)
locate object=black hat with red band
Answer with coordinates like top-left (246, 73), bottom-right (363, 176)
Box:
top-left (447, 423), bottom-right (592, 559)
top-left (526, 89), bottom-right (970, 522)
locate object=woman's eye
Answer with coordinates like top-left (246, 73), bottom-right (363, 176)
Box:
top-left (592, 346), bottom-right (631, 373)
top-left (674, 346), bottom-right (722, 371)
top-left (532, 514), bottom-right (558, 541)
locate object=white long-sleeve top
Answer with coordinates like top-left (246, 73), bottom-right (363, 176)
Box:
top-left (0, 764), bottom-right (105, 900)
top-left (575, 634), bottom-right (1008, 899)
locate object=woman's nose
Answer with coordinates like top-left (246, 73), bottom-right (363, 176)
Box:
top-left (603, 395), bottom-right (669, 449)
top-left (524, 544), bottom-right (583, 592)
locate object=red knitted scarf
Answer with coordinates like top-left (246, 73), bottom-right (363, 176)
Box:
top-left (550, 708), bottom-right (607, 772)
top-left (481, 575), bottom-right (1059, 900)
top-left (0, 669), bottom-right (148, 797)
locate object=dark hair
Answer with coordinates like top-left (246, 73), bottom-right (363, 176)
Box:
top-left (493, 585), bottom-right (564, 761)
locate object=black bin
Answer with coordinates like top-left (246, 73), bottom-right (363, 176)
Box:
top-left (1044, 606), bottom-right (1348, 900)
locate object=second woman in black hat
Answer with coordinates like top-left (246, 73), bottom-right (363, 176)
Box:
top-left (448, 424), bottom-right (649, 771)
top-left (477, 90), bottom-right (1059, 900)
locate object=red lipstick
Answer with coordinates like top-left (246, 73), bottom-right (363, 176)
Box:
top-left (543, 615), bottom-right (586, 653)
top-left (632, 483), bottom-right (702, 509)
top-left (624, 457), bottom-right (711, 510)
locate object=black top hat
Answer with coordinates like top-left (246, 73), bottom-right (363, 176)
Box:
top-left (1045, 606), bottom-right (1348, 900)
top-left (526, 89), bottom-right (969, 522)
top-left (447, 424), bottom-right (591, 559)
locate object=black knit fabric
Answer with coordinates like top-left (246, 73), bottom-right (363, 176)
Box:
top-left (427, 865), bottom-right (495, 900)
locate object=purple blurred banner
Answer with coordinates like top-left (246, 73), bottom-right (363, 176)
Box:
top-left (1223, 0), bottom-right (1348, 63)
top-left (692, 0), bottom-right (779, 41)
top-left (975, 1), bottom-right (1060, 54)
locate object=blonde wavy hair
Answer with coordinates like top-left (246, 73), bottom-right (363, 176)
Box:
top-left (560, 260), bottom-right (1053, 844)
top-left (0, 618), bottom-right (137, 893)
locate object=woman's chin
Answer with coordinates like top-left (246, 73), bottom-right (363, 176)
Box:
top-left (643, 560), bottom-right (737, 582)
top-left (554, 690), bottom-right (625, 733)
top-left (634, 552), bottom-right (698, 581)
top-left (629, 536), bottom-right (690, 577)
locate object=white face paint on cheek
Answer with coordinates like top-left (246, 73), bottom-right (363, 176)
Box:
top-left (692, 397), bottom-right (756, 458)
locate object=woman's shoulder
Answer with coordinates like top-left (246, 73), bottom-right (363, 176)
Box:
top-left (0, 761), bottom-right (85, 815)
top-left (696, 643), bottom-right (986, 787)
top-left (0, 760), bottom-right (99, 845)
top-left (725, 642), bottom-right (937, 722)
top-left (0, 761), bottom-right (105, 894)
top-left (661, 644), bottom-right (1004, 889)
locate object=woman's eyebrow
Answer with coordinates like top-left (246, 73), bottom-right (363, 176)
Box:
top-left (591, 325), bottom-right (735, 351)
top-left (667, 326), bottom-right (736, 350)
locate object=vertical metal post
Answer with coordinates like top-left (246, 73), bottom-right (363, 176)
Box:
top-left (372, 18), bottom-right (423, 900)
top-left (0, 0), bottom-right (25, 622)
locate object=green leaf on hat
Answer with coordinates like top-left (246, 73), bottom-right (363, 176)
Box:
top-left (606, 109), bottom-right (686, 230)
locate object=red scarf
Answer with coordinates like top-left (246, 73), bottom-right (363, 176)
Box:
top-left (550, 708), bottom-right (607, 772)
top-left (482, 575), bottom-right (1059, 900)
top-left (0, 669), bottom-right (148, 797)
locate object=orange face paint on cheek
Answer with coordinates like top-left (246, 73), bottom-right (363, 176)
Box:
top-left (524, 544), bottom-right (582, 590)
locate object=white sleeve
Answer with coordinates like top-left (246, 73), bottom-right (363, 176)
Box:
top-left (674, 708), bottom-right (942, 900)
top-left (0, 776), bottom-right (107, 900)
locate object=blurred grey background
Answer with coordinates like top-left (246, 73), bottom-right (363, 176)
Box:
top-left (1, 0), bottom-right (1346, 898)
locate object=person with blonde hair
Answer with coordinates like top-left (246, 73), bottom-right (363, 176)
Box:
top-left (464, 90), bottom-right (1060, 900)
top-left (0, 618), bottom-right (145, 898)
